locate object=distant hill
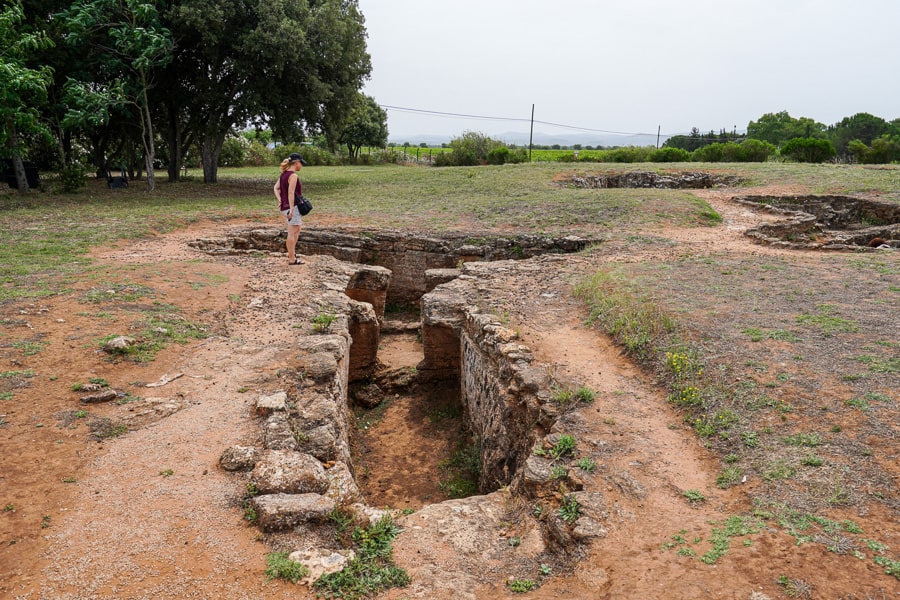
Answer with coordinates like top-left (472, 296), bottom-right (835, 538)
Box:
top-left (388, 130), bottom-right (666, 148)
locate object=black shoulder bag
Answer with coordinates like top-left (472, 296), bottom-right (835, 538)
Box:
top-left (294, 193), bottom-right (313, 216)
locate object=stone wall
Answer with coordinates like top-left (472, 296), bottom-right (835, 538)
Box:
top-left (420, 265), bottom-right (554, 492)
top-left (190, 227), bottom-right (592, 304)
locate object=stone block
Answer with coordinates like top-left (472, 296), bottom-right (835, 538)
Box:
top-left (264, 413), bottom-right (297, 451)
top-left (256, 391), bottom-right (287, 416)
top-left (251, 493), bottom-right (335, 531)
top-left (251, 449), bottom-right (328, 495)
top-left (324, 461), bottom-right (362, 507)
top-left (219, 445), bottom-right (261, 471)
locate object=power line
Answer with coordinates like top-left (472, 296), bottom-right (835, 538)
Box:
top-left (379, 104), bottom-right (744, 139)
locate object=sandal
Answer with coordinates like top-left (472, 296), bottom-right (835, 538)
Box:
top-left (290, 258), bottom-right (305, 265)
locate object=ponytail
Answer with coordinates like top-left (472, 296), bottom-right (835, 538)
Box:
top-left (280, 158), bottom-right (291, 173)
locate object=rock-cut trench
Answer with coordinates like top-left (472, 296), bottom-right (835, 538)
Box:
top-left (199, 227), bottom-right (595, 516)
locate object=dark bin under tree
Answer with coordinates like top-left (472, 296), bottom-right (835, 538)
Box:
top-left (1, 159), bottom-right (41, 189)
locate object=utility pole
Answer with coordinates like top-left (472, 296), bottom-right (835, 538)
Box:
top-left (656, 125), bottom-right (661, 149)
top-left (529, 104), bottom-right (535, 162)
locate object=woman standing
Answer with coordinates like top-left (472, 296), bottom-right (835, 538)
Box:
top-left (273, 152), bottom-right (307, 265)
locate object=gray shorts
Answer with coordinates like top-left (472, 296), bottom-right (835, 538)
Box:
top-left (282, 208), bottom-right (302, 226)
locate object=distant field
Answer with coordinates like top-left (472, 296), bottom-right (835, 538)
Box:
top-left (365, 146), bottom-right (606, 162)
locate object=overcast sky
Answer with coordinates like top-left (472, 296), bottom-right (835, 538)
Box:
top-left (356, 0), bottom-right (900, 143)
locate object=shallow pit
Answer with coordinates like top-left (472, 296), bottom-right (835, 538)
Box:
top-left (738, 194), bottom-right (900, 249)
top-left (349, 326), bottom-right (476, 509)
top-left (565, 171), bottom-right (741, 189)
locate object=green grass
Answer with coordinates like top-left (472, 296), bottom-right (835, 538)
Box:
top-left (264, 552), bottom-right (309, 584)
top-left (796, 306), bottom-right (859, 336)
top-left (1, 163), bottom-right (759, 302)
top-left (313, 515), bottom-right (410, 599)
top-left (438, 439), bottom-right (481, 499)
top-left (97, 308), bottom-right (208, 362)
top-left (574, 268), bottom-right (679, 361)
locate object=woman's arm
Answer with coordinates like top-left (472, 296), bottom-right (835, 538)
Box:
top-left (286, 173), bottom-right (298, 211)
top-left (273, 179), bottom-right (281, 203)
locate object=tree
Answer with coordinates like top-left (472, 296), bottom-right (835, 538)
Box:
top-left (848, 135), bottom-right (900, 164)
top-left (665, 127), bottom-right (728, 152)
top-left (0, 1), bottom-right (54, 193)
top-left (338, 94), bottom-right (387, 158)
top-left (746, 111), bottom-right (825, 146)
top-left (780, 137), bottom-right (836, 163)
top-left (60, 0), bottom-right (173, 191)
top-left (159, 0), bottom-right (370, 183)
top-left (827, 112), bottom-right (897, 157)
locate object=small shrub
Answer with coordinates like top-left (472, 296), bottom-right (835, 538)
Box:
top-left (574, 385), bottom-right (596, 403)
top-left (781, 137), bottom-right (836, 163)
top-left (669, 385), bottom-right (701, 407)
top-left (313, 515), bottom-right (410, 599)
top-left (312, 312), bottom-right (337, 332)
top-left (265, 552), bottom-right (309, 584)
top-left (682, 489), bottom-right (706, 504)
top-left (801, 455), bottom-right (824, 467)
top-left (716, 466), bottom-right (743, 489)
top-left (508, 579), bottom-right (537, 593)
top-left (558, 494), bottom-right (580, 524)
top-left (486, 146), bottom-right (511, 165)
top-left (575, 457), bottom-right (596, 473)
top-left (550, 465), bottom-right (568, 480)
top-left (783, 432), bottom-right (821, 447)
top-left (59, 164), bottom-right (87, 193)
top-left (649, 147), bottom-right (690, 162)
top-left (549, 435), bottom-right (576, 459)
top-left (741, 431), bottom-right (759, 448)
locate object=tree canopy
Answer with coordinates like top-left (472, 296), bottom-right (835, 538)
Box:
top-left (10, 0), bottom-right (371, 186)
top-left (338, 93), bottom-right (388, 158)
top-left (746, 111), bottom-right (826, 146)
top-left (0, 1), bottom-right (54, 192)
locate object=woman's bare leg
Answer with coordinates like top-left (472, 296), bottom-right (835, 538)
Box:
top-left (287, 224), bottom-right (301, 262)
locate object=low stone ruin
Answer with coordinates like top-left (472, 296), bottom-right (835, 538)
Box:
top-left (190, 228), bottom-right (594, 304)
top-left (216, 254), bottom-right (610, 584)
top-left (566, 171), bottom-right (741, 189)
top-left (738, 195), bottom-right (900, 250)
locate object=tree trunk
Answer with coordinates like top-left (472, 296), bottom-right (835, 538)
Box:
top-left (200, 131), bottom-right (225, 184)
top-left (166, 98), bottom-right (185, 183)
top-left (5, 119), bottom-right (29, 194)
top-left (137, 81), bottom-right (156, 192)
top-left (164, 99), bottom-right (182, 182)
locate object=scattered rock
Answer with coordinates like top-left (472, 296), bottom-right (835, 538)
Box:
top-left (350, 383), bottom-right (384, 408)
top-left (79, 389), bottom-right (119, 404)
top-left (288, 547), bottom-right (356, 586)
top-left (103, 336), bottom-right (137, 353)
top-left (219, 445), bottom-right (261, 471)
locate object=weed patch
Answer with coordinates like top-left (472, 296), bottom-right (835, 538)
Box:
top-left (796, 306), bottom-right (858, 336)
top-left (313, 515), bottom-right (410, 600)
top-left (438, 437), bottom-right (481, 499)
top-left (264, 552), bottom-right (309, 584)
